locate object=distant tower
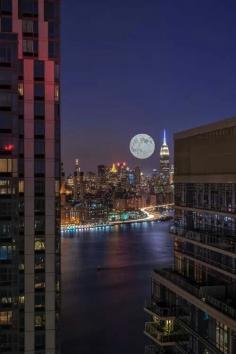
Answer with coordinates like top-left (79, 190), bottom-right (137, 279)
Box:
top-left (160, 129), bottom-right (170, 180)
top-left (75, 158), bottom-right (81, 175)
top-left (73, 158), bottom-right (81, 198)
top-left (60, 162), bottom-right (66, 206)
top-left (79, 172), bottom-right (85, 200)
top-left (98, 164), bottom-right (107, 184)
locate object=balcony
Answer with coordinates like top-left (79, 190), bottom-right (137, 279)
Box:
top-left (171, 226), bottom-right (236, 256)
top-left (154, 268), bottom-right (226, 298)
top-left (144, 299), bottom-right (177, 319)
top-left (144, 322), bottom-right (188, 346)
top-left (175, 247), bottom-right (236, 277)
top-left (153, 269), bottom-right (236, 325)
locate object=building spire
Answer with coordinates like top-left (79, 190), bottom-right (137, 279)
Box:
top-left (163, 129), bottom-right (167, 145)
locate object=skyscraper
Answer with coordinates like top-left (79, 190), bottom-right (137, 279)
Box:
top-left (159, 129), bottom-right (170, 181)
top-left (0, 1), bottom-right (60, 353)
top-left (144, 118), bottom-right (236, 354)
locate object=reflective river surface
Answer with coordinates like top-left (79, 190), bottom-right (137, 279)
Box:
top-left (61, 221), bottom-right (173, 354)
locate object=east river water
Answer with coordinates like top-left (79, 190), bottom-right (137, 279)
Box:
top-left (61, 221), bottom-right (173, 354)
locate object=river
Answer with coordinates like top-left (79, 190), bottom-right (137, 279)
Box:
top-left (61, 221), bottom-right (173, 354)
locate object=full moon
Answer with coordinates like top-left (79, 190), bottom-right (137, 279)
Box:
top-left (129, 134), bottom-right (155, 159)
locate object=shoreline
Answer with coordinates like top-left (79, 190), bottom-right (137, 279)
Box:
top-left (61, 214), bottom-right (173, 232)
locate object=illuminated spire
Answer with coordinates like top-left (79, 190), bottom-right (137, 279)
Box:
top-left (163, 129), bottom-right (167, 145)
top-left (160, 129), bottom-right (169, 157)
top-left (111, 163), bottom-right (118, 173)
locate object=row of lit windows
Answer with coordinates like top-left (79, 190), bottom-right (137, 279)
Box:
top-left (0, 311), bottom-right (47, 329)
top-left (0, 179), bottom-right (58, 197)
top-left (0, 159), bottom-right (12, 172)
top-left (18, 82), bottom-right (59, 101)
top-left (0, 294), bottom-right (24, 305)
top-left (0, 180), bottom-right (23, 194)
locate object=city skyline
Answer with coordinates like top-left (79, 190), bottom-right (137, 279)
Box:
top-left (62, 0), bottom-right (236, 172)
top-left (63, 129), bottom-right (172, 175)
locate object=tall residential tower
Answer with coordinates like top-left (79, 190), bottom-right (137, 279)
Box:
top-left (145, 118), bottom-right (236, 354)
top-left (0, 1), bottom-right (60, 353)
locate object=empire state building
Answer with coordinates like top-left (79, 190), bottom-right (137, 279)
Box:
top-left (160, 129), bottom-right (170, 181)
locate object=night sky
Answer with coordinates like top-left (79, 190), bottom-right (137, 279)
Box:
top-left (61, 0), bottom-right (236, 174)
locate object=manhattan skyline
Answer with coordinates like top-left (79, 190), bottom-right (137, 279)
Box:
top-left (62, 0), bottom-right (236, 172)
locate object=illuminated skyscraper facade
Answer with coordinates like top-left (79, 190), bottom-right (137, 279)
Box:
top-left (159, 129), bottom-right (170, 182)
top-left (0, 1), bottom-right (60, 353)
top-left (145, 118), bottom-right (236, 354)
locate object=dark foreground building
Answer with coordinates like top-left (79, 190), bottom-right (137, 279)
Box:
top-left (144, 118), bottom-right (236, 354)
top-left (0, 1), bottom-right (60, 353)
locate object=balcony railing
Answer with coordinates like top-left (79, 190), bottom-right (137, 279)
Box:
top-left (171, 226), bottom-right (236, 254)
top-left (153, 269), bottom-right (236, 321)
top-left (174, 201), bottom-right (236, 215)
top-left (176, 248), bottom-right (236, 275)
top-left (144, 322), bottom-right (188, 346)
top-left (144, 299), bottom-right (177, 318)
top-left (205, 295), bottom-right (236, 321)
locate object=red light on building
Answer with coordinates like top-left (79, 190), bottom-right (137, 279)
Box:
top-left (4, 144), bottom-right (14, 152)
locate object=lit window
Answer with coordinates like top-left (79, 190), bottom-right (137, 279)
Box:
top-left (216, 321), bottom-right (228, 354)
top-left (35, 314), bottom-right (45, 328)
top-left (0, 180), bottom-right (11, 194)
top-left (35, 281), bottom-right (45, 289)
top-left (19, 180), bottom-right (24, 193)
top-left (55, 85), bottom-right (59, 101)
top-left (35, 240), bottom-right (45, 251)
top-left (0, 311), bottom-right (12, 325)
top-left (19, 264), bottom-right (24, 270)
top-left (0, 159), bottom-right (12, 173)
top-left (1, 297), bottom-right (12, 305)
top-left (55, 180), bottom-right (60, 194)
top-left (18, 296), bottom-right (24, 304)
top-left (18, 83), bottom-right (24, 96)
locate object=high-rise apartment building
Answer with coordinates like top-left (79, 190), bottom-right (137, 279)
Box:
top-left (145, 118), bottom-right (236, 354)
top-left (0, 1), bottom-right (60, 353)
